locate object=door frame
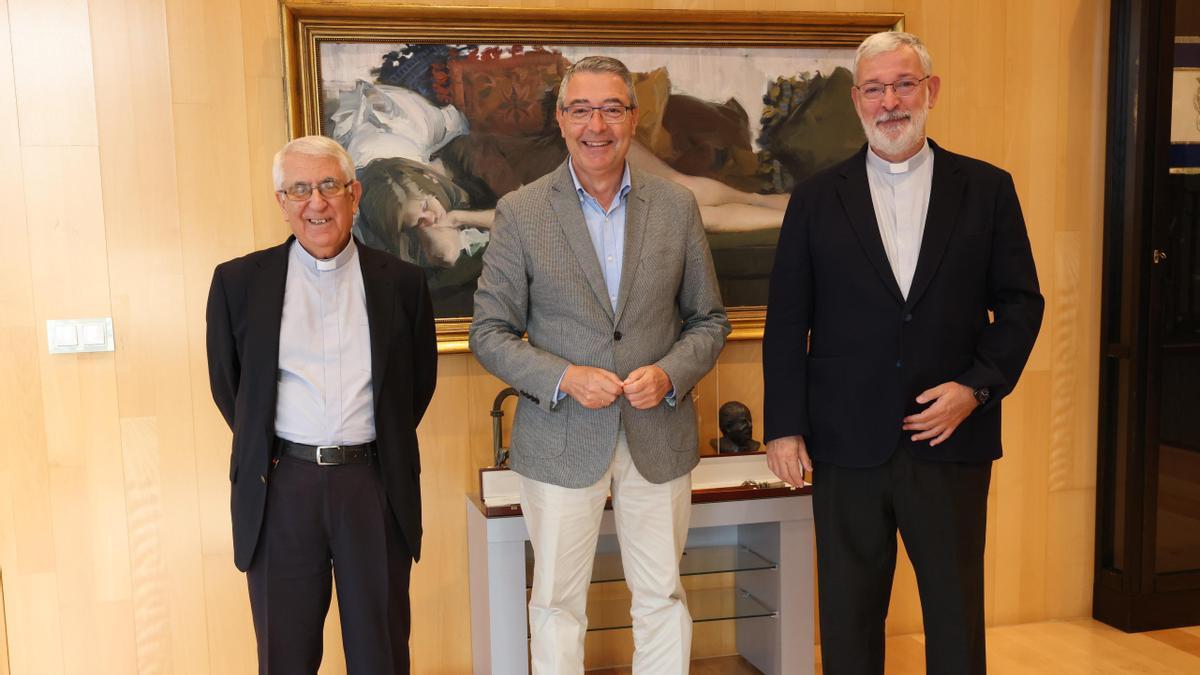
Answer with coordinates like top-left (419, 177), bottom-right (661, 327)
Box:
top-left (1094, 0), bottom-right (1200, 631)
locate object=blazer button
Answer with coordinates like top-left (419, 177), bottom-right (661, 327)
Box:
top-left (259, 474), bottom-right (267, 484)
top-left (904, 313), bottom-right (913, 322)
top-left (614, 331), bottom-right (623, 341)
top-left (895, 360), bottom-right (903, 368)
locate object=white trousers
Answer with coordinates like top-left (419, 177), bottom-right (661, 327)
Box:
top-left (519, 431), bottom-right (693, 674)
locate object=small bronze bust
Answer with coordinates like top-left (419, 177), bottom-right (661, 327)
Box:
top-left (710, 401), bottom-right (761, 453)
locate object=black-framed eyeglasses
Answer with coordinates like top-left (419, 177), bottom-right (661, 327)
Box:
top-left (561, 104), bottom-right (636, 124)
top-left (854, 76), bottom-right (931, 101)
top-left (277, 178), bottom-right (354, 202)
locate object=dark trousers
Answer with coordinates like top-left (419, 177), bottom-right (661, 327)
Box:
top-left (247, 455), bottom-right (413, 674)
top-left (813, 446), bottom-right (992, 675)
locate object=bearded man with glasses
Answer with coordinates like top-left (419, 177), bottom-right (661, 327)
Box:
top-left (206, 135), bottom-right (437, 673)
top-left (471, 56), bottom-right (729, 674)
top-left (764, 31), bottom-right (1043, 674)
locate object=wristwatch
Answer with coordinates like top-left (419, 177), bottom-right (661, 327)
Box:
top-left (972, 387), bottom-right (991, 406)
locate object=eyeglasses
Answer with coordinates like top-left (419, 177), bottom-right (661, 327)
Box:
top-left (561, 104), bottom-right (635, 124)
top-left (854, 76), bottom-right (931, 101)
top-left (277, 178), bottom-right (354, 202)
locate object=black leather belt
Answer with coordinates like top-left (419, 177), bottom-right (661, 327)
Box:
top-left (277, 438), bottom-right (376, 465)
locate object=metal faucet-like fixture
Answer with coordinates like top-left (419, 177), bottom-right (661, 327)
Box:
top-left (490, 387), bottom-right (518, 467)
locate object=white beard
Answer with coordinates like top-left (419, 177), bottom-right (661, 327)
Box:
top-left (861, 102), bottom-right (928, 160)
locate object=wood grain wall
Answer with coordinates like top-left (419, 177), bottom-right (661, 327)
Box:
top-left (0, 0), bottom-right (1109, 672)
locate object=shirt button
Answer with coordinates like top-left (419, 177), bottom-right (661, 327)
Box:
top-left (607, 256), bottom-right (614, 262)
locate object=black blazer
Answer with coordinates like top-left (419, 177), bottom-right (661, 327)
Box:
top-left (763, 141), bottom-right (1043, 467)
top-left (206, 237), bottom-right (437, 571)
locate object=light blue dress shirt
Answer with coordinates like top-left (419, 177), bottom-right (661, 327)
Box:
top-left (553, 160), bottom-right (674, 406)
top-left (569, 158), bottom-right (632, 311)
top-left (274, 238), bottom-right (375, 445)
top-left (552, 160), bottom-right (632, 404)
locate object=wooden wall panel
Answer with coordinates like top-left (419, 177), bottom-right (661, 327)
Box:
top-left (0, 0), bottom-right (49, 643)
top-left (7, 0), bottom-right (97, 147)
top-left (0, 573), bottom-right (7, 675)
top-left (24, 142), bottom-right (138, 673)
top-left (160, 0), bottom-right (262, 671)
top-left (0, 0), bottom-right (1108, 671)
top-left (89, 0), bottom-right (213, 670)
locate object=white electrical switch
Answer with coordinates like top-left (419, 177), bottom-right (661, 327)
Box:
top-left (54, 324), bottom-right (78, 347)
top-left (47, 318), bottom-right (114, 354)
top-left (81, 322), bottom-right (105, 345)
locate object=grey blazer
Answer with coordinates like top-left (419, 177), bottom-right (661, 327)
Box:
top-left (470, 161), bottom-right (730, 488)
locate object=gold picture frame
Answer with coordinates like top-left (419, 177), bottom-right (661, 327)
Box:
top-left (282, 3), bottom-right (902, 353)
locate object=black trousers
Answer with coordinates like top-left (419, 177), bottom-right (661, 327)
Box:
top-left (813, 446), bottom-right (992, 675)
top-left (247, 455), bottom-right (412, 674)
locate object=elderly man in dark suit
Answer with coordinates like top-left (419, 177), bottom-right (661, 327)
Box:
top-left (206, 135), bottom-right (436, 674)
top-left (763, 31), bottom-right (1044, 674)
top-left (470, 56), bottom-right (730, 674)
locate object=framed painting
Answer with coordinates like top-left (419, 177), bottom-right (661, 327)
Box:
top-left (282, 4), bottom-right (903, 352)
top-left (1172, 36), bottom-right (1200, 173)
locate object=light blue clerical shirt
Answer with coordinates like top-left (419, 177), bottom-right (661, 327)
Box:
top-left (274, 238), bottom-right (375, 445)
top-left (865, 140), bottom-right (934, 299)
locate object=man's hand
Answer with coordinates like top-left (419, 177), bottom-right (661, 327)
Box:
top-left (622, 365), bottom-right (672, 409)
top-left (766, 435), bottom-right (811, 487)
top-left (560, 365), bottom-right (624, 409)
top-left (902, 382), bottom-right (978, 446)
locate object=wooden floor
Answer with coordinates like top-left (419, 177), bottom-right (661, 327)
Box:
top-left (863, 620), bottom-right (1200, 674)
top-left (586, 619), bottom-right (1200, 673)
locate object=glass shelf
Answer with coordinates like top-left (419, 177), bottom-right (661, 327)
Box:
top-left (584, 587), bottom-right (776, 633)
top-left (524, 544), bottom-right (777, 588)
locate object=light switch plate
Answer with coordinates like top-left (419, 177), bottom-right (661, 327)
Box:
top-left (47, 318), bottom-right (114, 354)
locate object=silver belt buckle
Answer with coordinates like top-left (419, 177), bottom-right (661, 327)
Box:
top-left (316, 445), bottom-right (339, 466)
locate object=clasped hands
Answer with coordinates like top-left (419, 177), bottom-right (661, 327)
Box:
top-left (766, 381), bottom-right (980, 487)
top-left (561, 364), bottom-right (671, 410)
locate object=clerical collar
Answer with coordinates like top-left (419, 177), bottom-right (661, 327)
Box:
top-left (291, 237), bottom-right (356, 272)
top-left (867, 140), bottom-right (932, 175)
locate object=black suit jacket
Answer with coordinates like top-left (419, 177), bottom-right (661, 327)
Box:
top-left (206, 237), bottom-right (437, 571)
top-left (763, 141), bottom-right (1043, 467)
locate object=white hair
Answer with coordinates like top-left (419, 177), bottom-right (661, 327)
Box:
top-left (272, 135), bottom-right (356, 190)
top-left (853, 31), bottom-right (933, 80)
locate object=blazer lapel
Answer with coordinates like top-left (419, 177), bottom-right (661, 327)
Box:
top-left (549, 163), bottom-right (615, 321)
top-left (248, 239), bottom-right (290, 410)
top-left (358, 243), bottom-right (394, 407)
top-left (904, 141), bottom-right (965, 310)
top-left (613, 172), bottom-right (647, 327)
top-left (837, 148), bottom-right (905, 304)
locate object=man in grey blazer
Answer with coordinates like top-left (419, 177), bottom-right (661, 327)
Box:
top-left (470, 56), bottom-right (729, 674)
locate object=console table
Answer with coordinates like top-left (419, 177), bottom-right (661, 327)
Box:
top-left (465, 454), bottom-right (813, 674)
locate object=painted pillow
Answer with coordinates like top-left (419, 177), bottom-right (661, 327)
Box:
top-left (447, 51), bottom-right (568, 134)
top-left (629, 67), bottom-right (674, 161)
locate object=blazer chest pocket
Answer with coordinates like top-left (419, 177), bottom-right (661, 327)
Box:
top-left (639, 233), bottom-right (685, 275)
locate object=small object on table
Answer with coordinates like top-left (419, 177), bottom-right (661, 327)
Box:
top-left (709, 400), bottom-right (762, 454)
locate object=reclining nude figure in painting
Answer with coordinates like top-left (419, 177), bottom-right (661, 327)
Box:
top-left (337, 79), bottom-right (792, 271)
